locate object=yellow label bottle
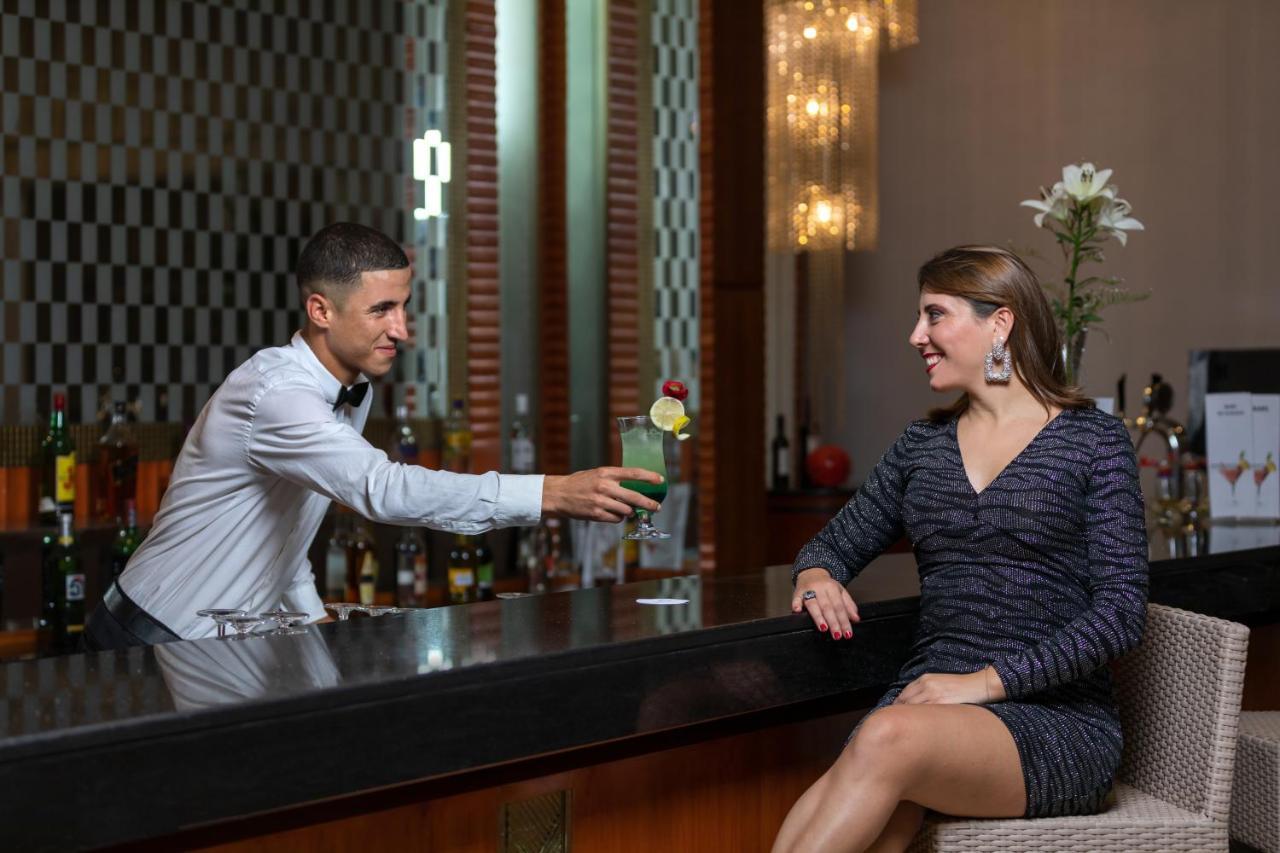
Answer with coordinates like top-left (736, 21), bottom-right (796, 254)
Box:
top-left (56, 453), bottom-right (77, 505)
top-left (358, 552), bottom-right (378, 606)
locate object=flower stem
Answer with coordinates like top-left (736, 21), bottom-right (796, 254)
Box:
top-left (1061, 205), bottom-right (1089, 385)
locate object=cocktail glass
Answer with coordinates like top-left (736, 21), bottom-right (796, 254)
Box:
top-left (324, 602), bottom-right (365, 621)
top-left (262, 609), bottom-right (310, 635)
top-left (617, 416), bottom-right (671, 541)
top-left (1219, 464), bottom-right (1243, 495)
top-left (197, 608), bottom-right (248, 639)
top-left (227, 614), bottom-right (267, 639)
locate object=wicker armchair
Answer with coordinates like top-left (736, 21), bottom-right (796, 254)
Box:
top-left (908, 603), bottom-right (1250, 852)
top-left (1231, 711), bottom-right (1280, 851)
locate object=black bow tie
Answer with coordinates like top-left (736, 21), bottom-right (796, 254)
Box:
top-left (333, 382), bottom-right (370, 411)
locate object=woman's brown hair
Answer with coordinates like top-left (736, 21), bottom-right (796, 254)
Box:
top-left (918, 245), bottom-right (1093, 422)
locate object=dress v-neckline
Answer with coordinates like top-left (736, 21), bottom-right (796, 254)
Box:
top-left (953, 409), bottom-right (1068, 497)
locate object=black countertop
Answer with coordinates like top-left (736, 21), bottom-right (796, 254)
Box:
top-left (3, 540), bottom-right (1278, 850)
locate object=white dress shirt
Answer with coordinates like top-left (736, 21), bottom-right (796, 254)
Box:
top-left (120, 332), bottom-right (545, 639)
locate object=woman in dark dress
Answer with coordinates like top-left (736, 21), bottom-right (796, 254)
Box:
top-left (772, 246), bottom-right (1148, 853)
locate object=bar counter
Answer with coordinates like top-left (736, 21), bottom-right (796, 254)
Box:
top-left (2, 541), bottom-right (1278, 851)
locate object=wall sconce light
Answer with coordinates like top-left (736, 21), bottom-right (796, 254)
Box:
top-left (413, 129), bottom-right (452, 220)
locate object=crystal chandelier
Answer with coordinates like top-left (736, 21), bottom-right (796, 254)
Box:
top-left (766, 0), bottom-right (918, 252)
top-left (763, 0), bottom-right (918, 445)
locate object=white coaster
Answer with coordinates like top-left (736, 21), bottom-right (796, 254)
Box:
top-left (636, 598), bottom-right (690, 606)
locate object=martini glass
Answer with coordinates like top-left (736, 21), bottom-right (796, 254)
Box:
top-left (197, 608), bottom-right (248, 639)
top-left (227, 614), bottom-right (267, 639)
top-left (324, 602), bottom-right (365, 621)
top-left (263, 609), bottom-right (310, 635)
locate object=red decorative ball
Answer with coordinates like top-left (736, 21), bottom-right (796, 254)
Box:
top-left (806, 445), bottom-right (852, 489)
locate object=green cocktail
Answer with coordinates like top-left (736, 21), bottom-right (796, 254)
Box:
top-left (617, 416), bottom-right (671, 540)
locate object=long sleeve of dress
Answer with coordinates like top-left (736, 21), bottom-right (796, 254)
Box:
top-left (990, 417), bottom-right (1149, 700)
top-left (792, 426), bottom-right (916, 586)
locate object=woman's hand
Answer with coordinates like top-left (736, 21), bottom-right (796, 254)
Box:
top-left (792, 567), bottom-right (860, 641)
top-left (893, 667), bottom-right (1006, 705)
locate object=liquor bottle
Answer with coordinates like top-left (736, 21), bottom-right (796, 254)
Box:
top-left (447, 534), bottom-right (475, 604)
top-left (442, 398), bottom-right (472, 473)
top-left (39, 393), bottom-right (77, 524)
top-left (412, 534), bottom-right (429, 605)
top-left (797, 400), bottom-right (811, 489)
top-left (519, 524), bottom-right (544, 593)
top-left (395, 527), bottom-right (427, 607)
top-left (509, 393), bottom-right (535, 474)
top-left (807, 418), bottom-right (822, 461)
top-left (771, 414), bottom-right (791, 492)
top-left (46, 513), bottom-right (85, 653)
top-left (345, 518), bottom-right (374, 603)
top-left (0, 548), bottom-right (5, 627)
top-left (106, 499), bottom-right (140, 587)
top-left (389, 404), bottom-right (419, 465)
top-left (474, 534), bottom-right (495, 601)
top-left (540, 518), bottom-right (563, 584)
top-left (324, 513), bottom-right (350, 602)
top-left (38, 530), bottom-right (56, 632)
top-left (95, 401), bottom-right (140, 523)
top-left (358, 551), bottom-right (378, 606)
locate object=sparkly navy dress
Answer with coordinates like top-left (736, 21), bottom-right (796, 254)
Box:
top-left (795, 407), bottom-right (1148, 817)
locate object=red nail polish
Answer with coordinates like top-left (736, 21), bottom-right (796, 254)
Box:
top-left (845, 631), bottom-right (852, 639)
top-left (819, 624), bottom-right (827, 632)
top-left (832, 631), bottom-right (840, 640)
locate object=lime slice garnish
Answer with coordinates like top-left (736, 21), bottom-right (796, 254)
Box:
top-left (649, 396), bottom-right (686, 431)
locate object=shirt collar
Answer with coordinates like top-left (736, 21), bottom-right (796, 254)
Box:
top-left (290, 331), bottom-right (369, 408)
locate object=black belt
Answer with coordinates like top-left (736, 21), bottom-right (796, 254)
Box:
top-left (102, 582), bottom-right (181, 645)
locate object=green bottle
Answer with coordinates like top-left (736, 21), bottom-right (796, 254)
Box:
top-left (474, 535), bottom-right (495, 601)
top-left (39, 393), bottom-right (77, 525)
top-left (47, 513), bottom-right (85, 653)
top-left (108, 499), bottom-right (141, 583)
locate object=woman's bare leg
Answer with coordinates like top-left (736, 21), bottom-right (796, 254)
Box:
top-left (773, 704), bottom-right (1024, 853)
top-left (772, 769), bottom-right (837, 852)
top-left (863, 801), bottom-right (925, 853)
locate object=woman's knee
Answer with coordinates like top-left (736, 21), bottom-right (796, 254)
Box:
top-left (836, 708), bottom-right (925, 780)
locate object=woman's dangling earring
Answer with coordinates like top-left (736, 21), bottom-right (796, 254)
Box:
top-left (985, 336), bottom-right (1012, 383)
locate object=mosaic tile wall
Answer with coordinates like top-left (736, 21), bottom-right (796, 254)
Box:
top-left (0, 0), bottom-right (449, 426)
top-left (650, 0), bottom-right (700, 410)
top-left (395, 0), bottom-right (451, 419)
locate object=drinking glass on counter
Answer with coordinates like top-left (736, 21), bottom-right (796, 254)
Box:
top-left (324, 603), bottom-right (366, 621)
top-left (227, 614), bottom-right (268, 639)
top-left (323, 602), bottom-right (407, 620)
top-left (264, 609), bottom-right (310, 635)
top-left (197, 608), bottom-right (248, 639)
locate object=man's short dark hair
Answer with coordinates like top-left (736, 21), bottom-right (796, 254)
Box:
top-left (296, 223), bottom-right (410, 306)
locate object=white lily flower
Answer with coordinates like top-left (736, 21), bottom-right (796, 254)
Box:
top-left (1020, 182), bottom-right (1070, 228)
top-left (1061, 162), bottom-right (1113, 202)
top-left (1097, 197), bottom-right (1144, 246)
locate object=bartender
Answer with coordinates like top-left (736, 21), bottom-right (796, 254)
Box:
top-left (83, 223), bottom-right (663, 649)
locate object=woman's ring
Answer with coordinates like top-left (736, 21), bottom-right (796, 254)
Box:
top-left (802, 590), bottom-right (817, 601)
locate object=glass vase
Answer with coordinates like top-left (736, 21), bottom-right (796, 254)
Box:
top-left (1061, 328), bottom-right (1088, 387)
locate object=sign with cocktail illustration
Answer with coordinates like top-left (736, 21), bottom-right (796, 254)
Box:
top-left (1206, 392), bottom-right (1280, 520)
top-left (1253, 395), bottom-right (1280, 519)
